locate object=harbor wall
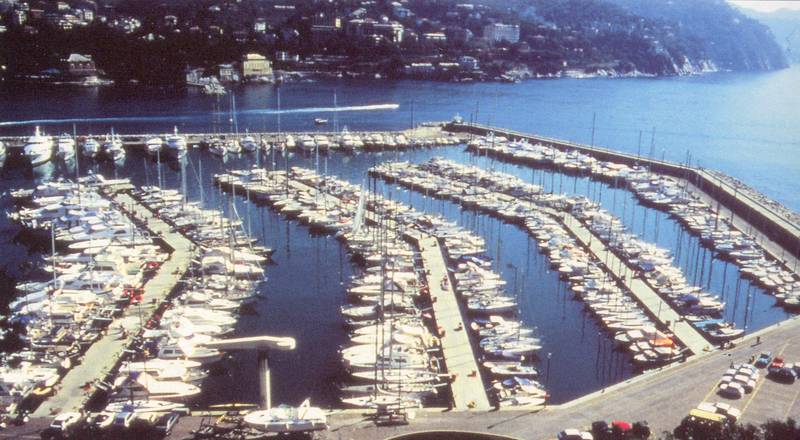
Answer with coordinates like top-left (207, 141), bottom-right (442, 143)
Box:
top-left (444, 122), bottom-right (800, 261)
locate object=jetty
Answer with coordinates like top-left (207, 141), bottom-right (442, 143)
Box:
top-left (32, 190), bottom-right (195, 417)
top-left (417, 236), bottom-right (491, 410)
top-left (447, 122), bottom-right (800, 266)
top-left (560, 213), bottom-right (709, 355)
top-left (217, 173), bottom-right (491, 411)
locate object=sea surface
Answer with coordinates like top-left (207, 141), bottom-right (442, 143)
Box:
top-left (0, 67), bottom-right (797, 407)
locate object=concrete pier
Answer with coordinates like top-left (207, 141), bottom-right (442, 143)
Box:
top-left (33, 190), bottom-right (194, 416)
top-left (560, 213), bottom-right (709, 355)
top-left (417, 236), bottom-right (492, 410)
top-left (220, 173), bottom-right (491, 410)
top-left (447, 122), bottom-right (800, 263)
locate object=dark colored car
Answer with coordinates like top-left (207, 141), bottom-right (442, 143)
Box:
top-left (155, 411), bottom-right (181, 435)
top-left (768, 367), bottom-right (797, 384)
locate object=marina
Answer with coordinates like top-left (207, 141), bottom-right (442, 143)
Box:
top-left (0, 119), bottom-right (796, 437)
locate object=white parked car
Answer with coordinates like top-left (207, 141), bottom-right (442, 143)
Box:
top-left (558, 428), bottom-right (594, 440)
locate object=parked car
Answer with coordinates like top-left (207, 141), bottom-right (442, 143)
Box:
top-left (697, 402), bottom-right (741, 422)
top-left (558, 428), bottom-right (594, 440)
top-left (718, 382), bottom-right (745, 399)
top-left (755, 351), bottom-right (773, 368)
top-left (768, 366), bottom-right (797, 384)
top-left (768, 357), bottom-right (785, 374)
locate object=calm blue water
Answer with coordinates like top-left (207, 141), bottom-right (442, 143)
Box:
top-left (0, 68), bottom-right (797, 406)
top-left (1, 66), bottom-right (798, 209)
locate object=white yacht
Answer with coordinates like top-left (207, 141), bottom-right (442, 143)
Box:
top-left (102, 132), bottom-right (125, 162)
top-left (226, 139), bottom-right (242, 154)
top-left (241, 135), bottom-right (258, 152)
top-left (82, 137), bottom-right (101, 159)
top-left (165, 127), bottom-right (187, 159)
top-left (145, 137), bottom-right (163, 156)
top-left (23, 126), bottom-right (54, 166)
top-left (243, 399), bottom-right (327, 433)
top-left (56, 134), bottom-right (76, 160)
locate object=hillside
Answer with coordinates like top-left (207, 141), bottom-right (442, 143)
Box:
top-left (607, 0), bottom-right (788, 71)
top-left (735, 7), bottom-right (800, 64)
top-left (488, 0), bottom-right (788, 75)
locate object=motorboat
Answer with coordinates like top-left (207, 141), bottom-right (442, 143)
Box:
top-left (23, 126), bottom-right (54, 166)
top-left (82, 137), bottom-right (101, 159)
top-left (243, 399), bottom-right (327, 433)
top-left (165, 127), bottom-right (187, 159)
top-left (111, 372), bottom-right (201, 402)
top-left (56, 134), bottom-right (76, 160)
top-left (241, 136), bottom-right (258, 152)
top-left (208, 140), bottom-right (227, 157)
top-left (146, 137), bottom-right (163, 156)
top-left (102, 132), bottom-right (126, 162)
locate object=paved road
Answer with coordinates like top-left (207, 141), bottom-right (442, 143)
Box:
top-left (318, 315), bottom-right (800, 440)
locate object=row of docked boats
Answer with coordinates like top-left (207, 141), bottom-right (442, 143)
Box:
top-left (214, 167), bottom-right (446, 410)
top-left (403, 159), bottom-right (747, 345)
top-left (215, 166), bottom-right (547, 408)
top-left (86, 183), bottom-right (325, 435)
top-left (3, 176), bottom-right (168, 421)
top-left (284, 130), bottom-right (460, 153)
top-left (394, 159), bottom-right (751, 346)
top-left (15, 126), bottom-right (191, 168)
top-left (370, 160), bottom-right (685, 367)
top-left (468, 135), bottom-right (800, 311)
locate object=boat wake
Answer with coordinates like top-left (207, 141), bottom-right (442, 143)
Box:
top-left (0, 103), bottom-right (400, 127)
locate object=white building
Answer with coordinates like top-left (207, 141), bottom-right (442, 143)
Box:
top-left (483, 23), bottom-right (520, 44)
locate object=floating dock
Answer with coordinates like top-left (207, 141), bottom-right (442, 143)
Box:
top-left (32, 190), bottom-right (194, 416)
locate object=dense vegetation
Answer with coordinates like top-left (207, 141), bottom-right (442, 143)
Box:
top-left (0, 0), bottom-right (788, 85)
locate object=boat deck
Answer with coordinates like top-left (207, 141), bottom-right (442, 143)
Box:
top-left (32, 191), bottom-right (195, 417)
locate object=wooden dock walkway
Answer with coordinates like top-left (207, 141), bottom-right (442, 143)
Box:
top-left (33, 191), bottom-right (195, 417)
top-left (560, 213), bottom-right (710, 356)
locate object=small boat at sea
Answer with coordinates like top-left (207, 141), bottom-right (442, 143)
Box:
top-left (314, 118), bottom-right (328, 125)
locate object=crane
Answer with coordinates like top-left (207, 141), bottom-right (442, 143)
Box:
top-left (199, 335), bottom-right (296, 409)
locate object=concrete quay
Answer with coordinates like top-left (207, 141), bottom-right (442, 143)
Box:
top-left (32, 191), bottom-right (195, 417)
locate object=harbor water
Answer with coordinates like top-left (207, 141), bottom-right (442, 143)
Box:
top-left (0, 67), bottom-right (798, 406)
